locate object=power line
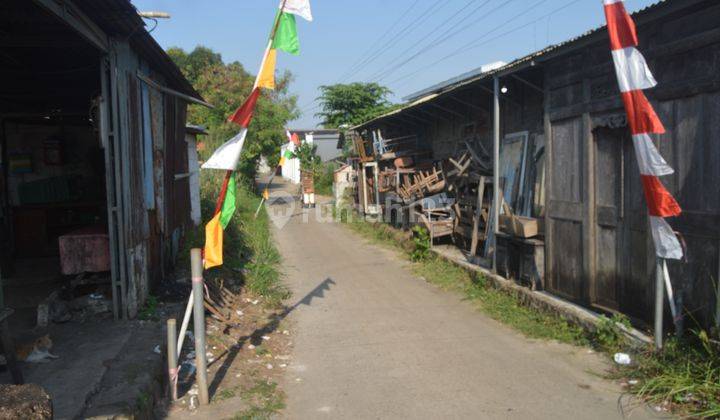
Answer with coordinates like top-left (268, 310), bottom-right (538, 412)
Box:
top-left (341, 0), bottom-right (448, 82)
top-left (372, 0), bottom-right (533, 84)
top-left (336, 0), bottom-right (423, 83)
top-left (389, 0), bottom-right (583, 89)
top-left (296, 0), bottom-right (435, 112)
top-left (365, 0), bottom-right (497, 82)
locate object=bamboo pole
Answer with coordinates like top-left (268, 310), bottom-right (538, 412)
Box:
top-left (191, 249), bottom-right (209, 405)
top-left (654, 258), bottom-right (664, 350)
top-left (167, 318), bottom-right (178, 401)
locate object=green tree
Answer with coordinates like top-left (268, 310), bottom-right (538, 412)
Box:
top-left (168, 46), bottom-right (299, 179)
top-left (315, 82), bottom-right (394, 128)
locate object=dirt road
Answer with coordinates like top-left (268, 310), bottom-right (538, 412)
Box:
top-left (266, 180), bottom-right (657, 419)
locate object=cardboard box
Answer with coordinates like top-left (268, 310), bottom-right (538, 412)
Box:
top-left (500, 214), bottom-right (539, 238)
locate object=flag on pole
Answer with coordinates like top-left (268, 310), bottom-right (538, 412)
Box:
top-left (273, 12), bottom-right (300, 55)
top-left (202, 129), bottom-right (248, 171)
top-left (603, 0), bottom-right (683, 260)
top-left (219, 176), bottom-right (237, 229)
top-left (282, 0), bottom-right (313, 21)
top-left (203, 0), bottom-right (313, 268)
top-left (257, 49), bottom-right (277, 90)
top-left (204, 212), bottom-right (224, 269)
top-left (228, 88), bottom-right (261, 126)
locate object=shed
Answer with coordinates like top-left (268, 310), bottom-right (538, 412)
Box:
top-left (0, 0), bottom-right (206, 321)
top-left (353, 0), bottom-right (720, 330)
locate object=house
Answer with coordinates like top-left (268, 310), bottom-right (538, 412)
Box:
top-left (353, 0), bottom-right (720, 331)
top-left (291, 129), bottom-right (343, 162)
top-left (0, 0), bottom-right (207, 321)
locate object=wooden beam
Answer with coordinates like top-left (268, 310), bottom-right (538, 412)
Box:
top-left (32, 0), bottom-right (109, 52)
top-left (412, 107), bottom-right (450, 123)
top-left (428, 102), bottom-right (465, 119)
top-left (445, 95), bottom-right (487, 113)
top-left (511, 74), bottom-right (543, 94)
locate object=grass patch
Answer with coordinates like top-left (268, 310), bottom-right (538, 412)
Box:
top-left (232, 381), bottom-right (286, 420)
top-left (338, 207), bottom-right (720, 417)
top-left (138, 294), bottom-right (159, 321)
top-left (613, 334), bottom-right (720, 418)
top-left (191, 172), bottom-right (290, 308)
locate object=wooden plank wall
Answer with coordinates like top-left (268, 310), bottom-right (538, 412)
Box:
top-left (544, 1), bottom-right (720, 328)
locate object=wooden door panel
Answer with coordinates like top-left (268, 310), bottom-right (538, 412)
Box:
top-left (547, 117), bottom-right (586, 302)
top-left (551, 219), bottom-right (584, 299)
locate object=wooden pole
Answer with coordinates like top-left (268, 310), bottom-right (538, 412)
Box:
top-left (166, 318), bottom-right (178, 401)
top-left (190, 249), bottom-right (209, 405)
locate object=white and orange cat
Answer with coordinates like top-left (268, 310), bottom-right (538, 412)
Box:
top-left (0, 335), bottom-right (59, 365)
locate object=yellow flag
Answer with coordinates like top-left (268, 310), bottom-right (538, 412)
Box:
top-left (257, 49), bottom-right (277, 90)
top-left (204, 212), bottom-right (223, 269)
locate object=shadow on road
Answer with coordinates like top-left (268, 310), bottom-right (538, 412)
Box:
top-left (207, 277), bottom-right (336, 398)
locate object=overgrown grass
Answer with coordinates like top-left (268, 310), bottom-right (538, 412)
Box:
top-left (313, 162), bottom-right (337, 197)
top-left (613, 334), bottom-right (720, 418)
top-left (338, 207), bottom-right (720, 418)
top-left (187, 172), bottom-right (290, 308)
top-left (232, 380), bottom-right (286, 420)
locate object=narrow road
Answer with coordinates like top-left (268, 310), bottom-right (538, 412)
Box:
top-left (266, 179), bottom-right (656, 419)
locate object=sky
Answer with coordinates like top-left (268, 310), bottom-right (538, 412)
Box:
top-left (132, 0), bottom-right (660, 128)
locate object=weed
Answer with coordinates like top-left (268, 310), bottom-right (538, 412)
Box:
top-left (410, 226), bottom-right (431, 262)
top-left (614, 332), bottom-right (720, 418)
top-left (314, 162), bottom-right (337, 197)
top-left (254, 346), bottom-right (270, 357)
top-left (215, 385), bottom-right (239, 402)
top-left (138, 295), bottom-right (158, 320)
top-left (232, 381), bottom-right (286, 420)
top-left (198, 172), bottom-right (290, 308)
top-left (594, 314), bottom-right (631, 352)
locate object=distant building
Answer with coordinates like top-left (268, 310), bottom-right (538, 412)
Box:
top-left (290, 129), bottom-right (342, 162)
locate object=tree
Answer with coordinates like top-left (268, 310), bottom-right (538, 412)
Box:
top-left (168, 46), bottom-right (299, 179)
top-left (315, 83), bottom-right (394, 128)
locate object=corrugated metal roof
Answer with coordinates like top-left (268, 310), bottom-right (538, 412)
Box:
top-left (74, 0), bottom-right (202, 101)
top-left (354, 0), bottom-right (672, 130)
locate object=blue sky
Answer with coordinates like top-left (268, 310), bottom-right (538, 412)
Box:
top-left (132, 0), bottom-right (659, 128)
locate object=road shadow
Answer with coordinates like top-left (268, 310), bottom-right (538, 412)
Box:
top-left (206, 277), bottom-right (336, 398)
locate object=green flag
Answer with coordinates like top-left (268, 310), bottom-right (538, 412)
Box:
top-left (272, 12), bottom-right (300, 56)
top-left (220, 175), bottom-right (237, 229)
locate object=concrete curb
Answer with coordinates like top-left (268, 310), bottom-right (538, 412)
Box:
top-left (430, 246), bottom-right (653, 348)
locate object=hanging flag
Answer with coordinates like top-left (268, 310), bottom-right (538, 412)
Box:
top-left (204, 212), bottom-right (224, 269)
top-left (282, 0), bottom-right (313, 22)
top-left (603, 0), bottom-right (683, 259)
top-left (272, 12), bottom-right (300, 55)
top-left (257, 49), bottom-right (277, 90)
top-left (219, 176), bottom-right (237, 229)
top-left (202, 0), bottom-right (314, 269)
top-left (228, 88), bottom-right (261, 126)
top-left (202, 129), bottom-right (248, 171)
top-left (279, 148), bottom-right (294, 166)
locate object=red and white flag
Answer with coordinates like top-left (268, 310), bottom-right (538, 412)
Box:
top-left (603, 0), bottom-right (683, 259)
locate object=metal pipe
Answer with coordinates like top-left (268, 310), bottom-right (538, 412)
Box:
top-left (492, 76), bottom-right (501, 273)
top-left (190, 249), bottom-right (209, 405)
top-left (654, 258), bottom-right (664, 350)
top-left (167, 318), bottom-right (178, 401)
top-left (136, 71), bottom-right (214, 109)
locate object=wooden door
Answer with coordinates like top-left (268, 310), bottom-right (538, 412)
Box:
top-left (546, 117), bottom-right (587, 302)
top-left (592, 125), bottom-right (650, 317)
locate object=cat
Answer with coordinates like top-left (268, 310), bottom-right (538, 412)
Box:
top-left (0, 335), bottom-right (59, 365)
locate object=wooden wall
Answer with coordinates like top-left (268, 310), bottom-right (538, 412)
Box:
top-left (543, 0), bottom-right (720, 328)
